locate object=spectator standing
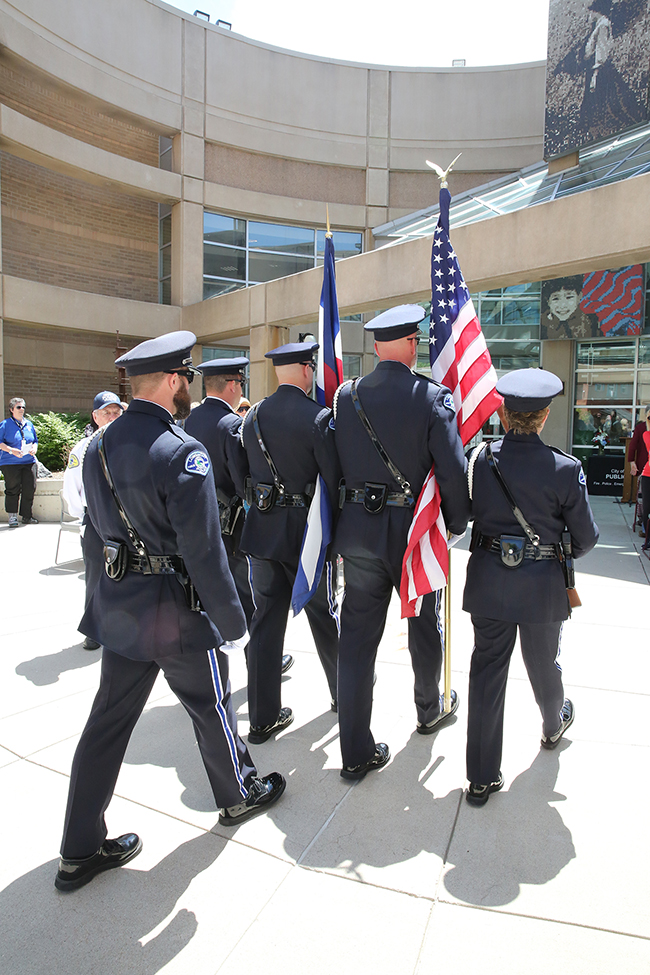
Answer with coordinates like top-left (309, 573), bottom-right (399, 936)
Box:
top-left (0, 397), bottom-right (39, 527)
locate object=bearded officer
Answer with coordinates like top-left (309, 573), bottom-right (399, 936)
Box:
top-left (463, 368), bottom-right (599, 805)
top-left (55, 332), bottom-right (285, 893)
top-left (238, 342), bottom-right (341, 743)
top-left (185, 358), bottom-right (294, 675)
top-left (333, 305), bottom-right (470, 779)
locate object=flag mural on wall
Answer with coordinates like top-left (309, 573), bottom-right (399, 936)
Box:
top-left (400, 186), bottom-right (501, 618)
top-left (316, 235), bottom-right (344, 408)
top-left (540, 265), bottom-right (645, 340)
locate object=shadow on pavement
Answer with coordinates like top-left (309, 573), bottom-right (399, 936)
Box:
top-left (15, 644), bottom-right (100, 686)
top-left (443, 743), bottom-right (575, 906)
top-left (0, 833), bottom-right (225, 975)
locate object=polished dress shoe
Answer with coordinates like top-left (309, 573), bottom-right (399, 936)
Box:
top-left (82, 637), bottom-right (101, 651)
top-left (541, 699), bottom-right (574, 750)
top-left (466, 772), bottom-right (504, 806)
top-left (340, 742), bottom-right (390, 780)
top-left (219, 772), bottom-right (286, 826)
top-left (416, 689), bottom-right (459, 735)
top-left (281, 653), bottom-right (294, 674)
top-left (248, 707), bottom-right (294, 744)
top-left (330, 699), bottom-right (338, 713)
top-left (55, 833), bottom-right (142, 892)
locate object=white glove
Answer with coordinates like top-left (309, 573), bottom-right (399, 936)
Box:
top-left (220, 630), bottom-right (249, 654)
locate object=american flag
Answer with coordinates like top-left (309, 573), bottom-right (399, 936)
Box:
top-left (316, 235), bottom-right (344, 408)
top-left (400, 186), bottom-right (501, 618)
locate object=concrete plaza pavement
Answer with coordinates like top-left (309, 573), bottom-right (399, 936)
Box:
top-left (0, 495), bottom-right (649, 974)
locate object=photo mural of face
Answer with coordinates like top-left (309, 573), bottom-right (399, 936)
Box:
top-left (545, 0), bottom-right (650, 159)
top-left (540, 265), bottom-right (645, 339)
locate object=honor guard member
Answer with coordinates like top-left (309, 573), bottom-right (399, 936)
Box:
top-left (185, 358), bottom-right (293, 674)
top-left (239, 341), bottom-right (341, 743)
top-left (463, 368), bottom-right (599, 806)
top-left (333, 306), bottom-right (470, 779)
top-left (55, 331), bottom-right (285, 893)
top-left (63, 391), bottom-right (124, 650)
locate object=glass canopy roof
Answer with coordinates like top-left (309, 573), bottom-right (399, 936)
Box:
top-left (372, 122), bottom-right (650, 245)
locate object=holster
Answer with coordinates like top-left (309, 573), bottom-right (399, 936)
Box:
top-left (254, 482), bottom-right (277, 512)
top-left (219, 497), bottom-right (244, 536)
top-left (103, 540), bottom-right (129, 581)
top-left (363, 481), bottom-right (388, 514)
top-left (499, 535), bottom-right (526, 569)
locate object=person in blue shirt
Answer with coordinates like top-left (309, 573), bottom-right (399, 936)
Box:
top-left (0, 397), bottom-right (38, 527)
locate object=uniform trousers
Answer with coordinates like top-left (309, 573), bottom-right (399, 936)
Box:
top-left (81, 518), bottom-right (104, 611)
top-left (2, 463), bottom-right (37, 517)
top-left (61, 646), bottom-right (256, 858)
top-left (247, 556), bottom-right (339, 728)
top-left (466, 616), bottom-right (565, 785)
top-left (227, 546), bottom-right (255, 626)
top-left (338, 555), bottom-right (444, 769)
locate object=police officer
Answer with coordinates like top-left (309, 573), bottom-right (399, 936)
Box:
top-left (55, 332), bottom-right (285, 893)
top-left (239, 342), bottom-right (340, 743)
top-left (463, 368), bottom-right (599, 806)
top-left (63, 390), bottom-right (124, 650)
top-left (333, 305), bottom-right (470, 779)
top-left (185, 358), bottom-right (293, 674)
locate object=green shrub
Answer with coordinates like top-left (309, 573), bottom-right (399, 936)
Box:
top-left (30, 412), bottom-right (90, 472)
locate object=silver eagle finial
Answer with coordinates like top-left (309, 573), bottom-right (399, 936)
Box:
top-left (425, 152), bottom-right (462, 188)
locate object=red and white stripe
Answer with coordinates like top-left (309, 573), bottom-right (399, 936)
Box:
top-left (400, 468), bottom-right (448, 618)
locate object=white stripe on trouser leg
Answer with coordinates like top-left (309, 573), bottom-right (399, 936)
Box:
top-left (207, 648), bottom-right (248, 799)
top-left (326, 561), bottom-right (340, 635)
top-left (246, 555), bottom-right (257, 611)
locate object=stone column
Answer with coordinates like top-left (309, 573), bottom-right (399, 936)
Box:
top-left (249, 324), bottom-right (289, 402)
top-left (540, 339), bottom-right (575, 453)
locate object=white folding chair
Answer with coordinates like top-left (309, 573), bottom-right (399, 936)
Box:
top-left (55, 491), bottom-right (82, 564)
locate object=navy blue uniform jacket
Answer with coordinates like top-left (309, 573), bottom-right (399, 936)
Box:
top-left (333, 360), bottom-right (470, 565)
top-left (463, 431), bottom-right (599, 623)
top-left (239, 384), bottom-right (341, 561)
top-left (80, 399), bottom-right (246, 659)
top-left (185, 397), bottom-right (245, 503)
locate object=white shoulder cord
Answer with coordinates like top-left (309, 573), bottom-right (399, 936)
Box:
top-left (467, 441), bottom-right (487, 501)
top-left (332, 380), bottom-right (353, 420)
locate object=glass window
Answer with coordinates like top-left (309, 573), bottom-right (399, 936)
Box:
top-left (204, 243), bottom-right (246, 281)
top-left (575, 370), bottom-right (634, 405)
top-left (160, 279), bottom-right (171, 305)
top-left (317, 230), bottom-right (363, 260)
top-left (204, 213), bottom-right (246, 248)
top-left (248, 222), bottom-right (314, 255)
top-left (573, 407), bottom-right (633, 448)
top-left (160, 247), bottom-right (171, 280)
top-left (160, 213), bottom-right (171, 246)
top-left (637, 370), bottom-right (650, 409)
top-left (248, 252), bottom-right (313, 282)
top-left (343, 354), bottom-right (361, 380)
top-left (203, 280), bottom-right (245, 300)
top-left (576, 341), bottom-right (636, 366)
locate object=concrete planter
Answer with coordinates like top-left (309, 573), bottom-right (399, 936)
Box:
top-left (0, 474), bottom-right (64, 522)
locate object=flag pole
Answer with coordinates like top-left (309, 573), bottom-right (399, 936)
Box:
top-left (326, 203), bottom-right (332, 238)
top-left (444, 554), bottom-right (452, 712)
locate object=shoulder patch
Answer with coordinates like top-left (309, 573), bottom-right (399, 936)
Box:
top-left (185, 449), bottom-right (211, 476)
top-left (578, 468), bottom-right (586, 486)
top-left (443, 392), bottom-right (456, 414)
top-left (67, 453), bottom-right (80, 469)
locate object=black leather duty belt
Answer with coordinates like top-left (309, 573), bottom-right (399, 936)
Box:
top-left (477, 534), bottom-right (559, 560)
top-left (128, 553), bottom-right (185, 575)
top-left (345, 488), bottom-right (413, 508)
top-left (274, 493), bottom-right (309, 508)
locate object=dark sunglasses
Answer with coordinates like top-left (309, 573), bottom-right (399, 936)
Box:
top-left (165, 370), bottom-right (195, 385)
top-left (14, 405), bottom-right (25, 409)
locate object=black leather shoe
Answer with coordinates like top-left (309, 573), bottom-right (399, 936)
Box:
top-left (281, 653), bottom-right (294, 674)
top-left (219, 772), bottom-right (286, 826)
top-left (55, 833), bottom-right (142, 892)
top-left (416, 689), bottom-right (459, 735)
top-left (340, 742), bottom-right (390, 780)
top-left (21, 516), bottom-right (38, 525)
top-left (541, 699), bottom-right (574, 749)
top-left (82, 637), bottom-right (101, 651)
top-left (466, 773), bottom-right (504, 806)
top-left (330, 699), bottom-right (338, 713)
top-left (248, 707), bottom-right (294, 744)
